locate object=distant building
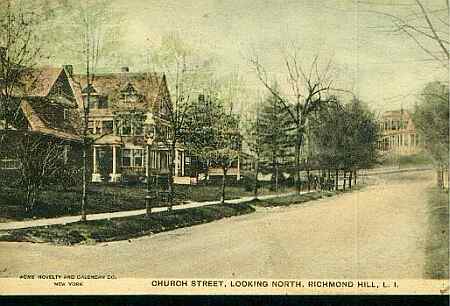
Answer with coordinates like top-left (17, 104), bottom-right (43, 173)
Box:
top-left (377, 110), bottom-right (422, 155)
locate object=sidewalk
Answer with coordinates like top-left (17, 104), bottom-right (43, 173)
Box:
top-left (0, 191), bottom-right (301, 231)
top-left (361, 166), bottom-right (432, 176)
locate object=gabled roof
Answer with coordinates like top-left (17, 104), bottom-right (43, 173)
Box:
top-left (7, 66), bottom-right (84, 142)
top-left (20, 100), bottom-right (81, 142)
top-left (21, 67), bottom-right (64, 97)
top-left (73, 72), bottom-right (169, 109)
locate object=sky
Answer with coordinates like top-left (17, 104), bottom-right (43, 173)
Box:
top-left (42, 0), bottom-right (448, 114)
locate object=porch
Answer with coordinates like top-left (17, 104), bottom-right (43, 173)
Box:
top-left (91, 138), bottom-right (187, 183)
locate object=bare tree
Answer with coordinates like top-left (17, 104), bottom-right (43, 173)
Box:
top-left (0, 0), bottom-right (43, 130)
top-left (49, 0), bottom-right (120, 221)
top-left (151, 33), bottom-right (212, 209)
top-left (369, 0), bottom-right (449, 67)
top-left (250, 49), bottom-right (335, 192)
top-left (13, 133), bottom-right (67, 212)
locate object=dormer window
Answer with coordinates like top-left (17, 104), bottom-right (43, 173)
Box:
top-left (82, 83), bottom-right (97, 95)
top-left (120, 82), bottom-right (140, 103)
top-left (82, 84), bottom-right (101, 109)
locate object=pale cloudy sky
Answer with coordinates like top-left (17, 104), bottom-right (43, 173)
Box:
top-left (45, 0), bottom-right (448, 113)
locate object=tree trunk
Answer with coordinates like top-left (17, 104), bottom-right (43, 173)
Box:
top-left (446, 167), bottom-right (449, 190)
top-left (295, 142), bottom-right (301, 193)
top-left (343, 171), bottom-right (346, 191)
top-left (335, 169), bottom-right (339, 190)
top-left (221, 166), bottom-right (227, 203)
top-left (167, 144), bottom-right (176, 210)
top-left (81, 143), bottom-right (87, 221)
top-left (146, 144), bottom-right (151, 217)
top-left (327, 169), bottom-right (331, 191)
top-left (306, 168), bottom-right (311, 192)
top-left (254, 158), bottom-right (259, 198)
top-left (437, 166), bottom-right (443, 189)
top-left (205, 160), bottom-right (210, 184)
top-left (354, 169), bottom-right (357, 185)
top-left (275, 162), bottom-right (279, 192)
top-left (349, 170), bottom-right (352, 189)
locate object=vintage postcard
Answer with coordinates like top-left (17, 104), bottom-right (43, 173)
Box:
top-left (0, 0), bottom-right (448, 295)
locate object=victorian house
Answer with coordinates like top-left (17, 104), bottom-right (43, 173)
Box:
top-left (377, 109), bottom-right (422, 155)
top-left (0, 66), bottom-right (83, 176)
top-left (74, 67), bottom-right (187, 183)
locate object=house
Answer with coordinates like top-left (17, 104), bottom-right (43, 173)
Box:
top-left (73, 67), bottom-right (187, 183)
top-left (377, 109), bottom-right (422, 155)
top-left (0, 66), bottom-right (83, 179)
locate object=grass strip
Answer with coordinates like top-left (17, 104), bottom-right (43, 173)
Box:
top-left (424, 187), bottom-right (449, 279)
top-left (0, 203), bottom-right (255, 246)
top-left (249, 186), bottom-right (364, 207)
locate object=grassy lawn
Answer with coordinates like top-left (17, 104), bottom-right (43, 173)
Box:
top-left (0, 185), bottom-right (146, 222)
top-left (0, 183), bottom-right (364, 245)
top-left (0, 183), bottom-right (295, 222)
top-left (249, 185), bottom-right (364, 207)
top-left (380, 152), bottom-right (433, 168)
top-left (424, 187), bottom-right (449, 279)
top-left (0, 203), bottom-right (255, 245)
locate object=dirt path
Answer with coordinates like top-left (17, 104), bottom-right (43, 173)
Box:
top-left (0, 171), bottom-right (434, 279)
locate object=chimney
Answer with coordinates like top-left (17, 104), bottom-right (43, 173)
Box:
top-left (121, 66), bottom-right (130, 73)
top-left (63, 65), bottom-right (73, 77)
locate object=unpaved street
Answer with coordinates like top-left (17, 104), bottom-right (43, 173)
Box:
top-left (0, 171), bottom-right (435, 279)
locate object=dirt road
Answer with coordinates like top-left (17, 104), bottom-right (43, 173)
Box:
top-left (0, 171), bottom-right (436, 279)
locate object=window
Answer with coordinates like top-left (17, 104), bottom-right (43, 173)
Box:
top-left (159, 152), bottom-right (168, 170)
top-left (121, 122), bottom-right (131, 136)
top-left (63, 109), bottom-right (69, 121)
top-left (103, 121), bottom-right (113, 134)
top-left (86, 96), bottom-right (98, 109)
top-left (134, 149), bottom-right (143, 167)
top-left (0, 159), bottom-right (20, 170)
top-left (122, 149), bottom-right (132, 167)
top-left (88, 120), bottom-right (95, 134)
top-left (97, 97), bottom-right (108, 109)
top-left (134, 120), bottom-right (144, 136)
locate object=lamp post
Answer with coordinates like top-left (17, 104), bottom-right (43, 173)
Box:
top-left (146, 138), bottom-right (153, 217)
top-left (145, 113), bottom-right (156, 217)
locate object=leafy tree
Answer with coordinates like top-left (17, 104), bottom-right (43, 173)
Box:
top-left (184, 91), bottom-right (241, 203)
top-left (210, 111), bottom-right (241, 203)
top-left (183, 93), bottom-right (223, 182)
top-left (257, 88), bottom-right (294, 191)
top-left (311, 98), bottom-right (379, 190)
top-left (413, 81), bottom-right (449, 188)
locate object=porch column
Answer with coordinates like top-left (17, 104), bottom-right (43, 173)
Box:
top-left (181, 151), bottom-right (185, 176)
top-left (174, 149), bottom-right (179, 176)
top-left (145, 145), bottom-right (149, 177)
top-left (109, 145), bottom-right (121, 183)
top-left (93, 146), bottom-right (98, 172)
top-left (113, 145), bottom-right (117, 174)
top-left (91, 146), bottom-right (102, 182)
top-left (236, 154), bottom-right (241, 181)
